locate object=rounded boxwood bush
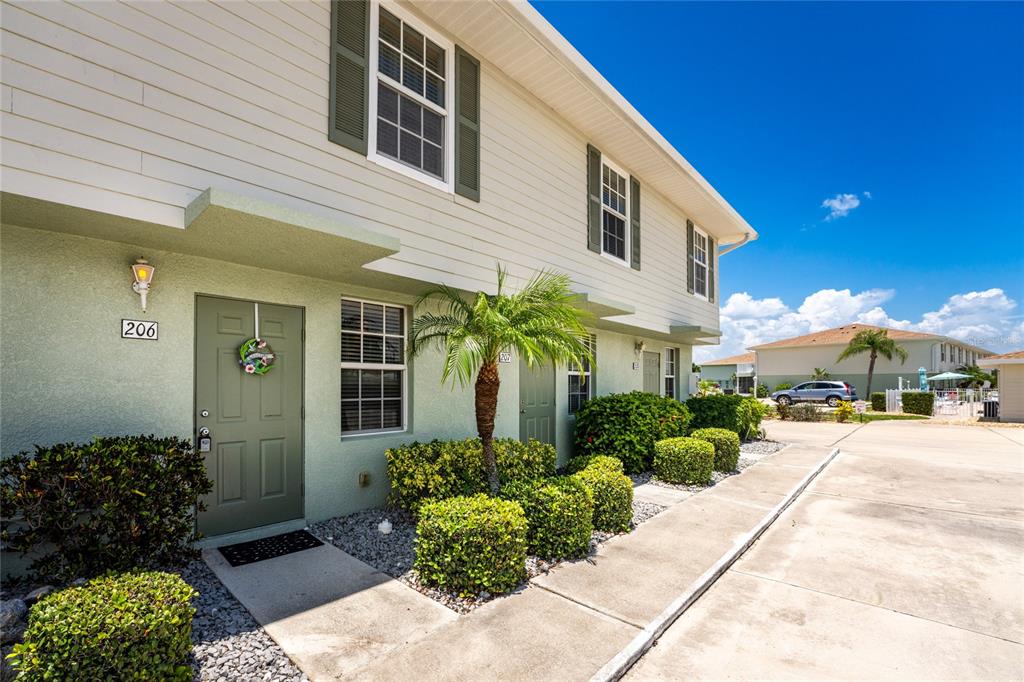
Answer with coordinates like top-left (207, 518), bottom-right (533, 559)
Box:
top-left (565, 454), bottom-right (625, 475)
top-left (414, 494), bottom-right (528, 596)
top-left (10, 570), bottom-right (196, 680)
top-left (690, 427), bottom-right (741, 472)
top-left (573, 465), bottom-right (633, 533)
top-left (574, 392), bottom-right (691, 473)
top-left (387, 438), bottom-right (556, 511)
top-left (502, 476), bottom-right (594, 559)
top-left (653, 437), bottom-right (714, 485)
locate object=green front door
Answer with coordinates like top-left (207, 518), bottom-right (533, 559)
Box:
top-left (519, 361), bottom-right (556, 446)
top-left (195, 295), bottom-right (304, 537)
top-left (643, 351), bottom-right (661, 394)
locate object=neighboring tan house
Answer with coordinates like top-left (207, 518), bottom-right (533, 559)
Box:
top-left (700, 352), bottom-right (755, 393)
top-left (750, 324), bottom-right (993, 397)
top-left (978, 351), bottom-right (1024, 423)
top-left (0, 1), bottom-right (756, 545)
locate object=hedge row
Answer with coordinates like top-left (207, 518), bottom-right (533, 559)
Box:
top-left (573, 392), bottom-right (691, 473)
top-left (686, 394), bottom-right (765, 440)
top-left (386, 438), bottom-right (556, 511)
top-left (870, 392), bottom-right (886, 412)
top-left (901, 392), bottom-right (935, 416)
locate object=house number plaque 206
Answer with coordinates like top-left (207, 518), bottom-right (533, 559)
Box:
top-left (121, 319), bottom-right (158, 340)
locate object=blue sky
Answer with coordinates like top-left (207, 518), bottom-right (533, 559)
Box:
top-left (533, 1), bottom-right (1024, 357)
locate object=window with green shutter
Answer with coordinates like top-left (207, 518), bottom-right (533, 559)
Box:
top-left (330, 1), bottom-right (480, 196)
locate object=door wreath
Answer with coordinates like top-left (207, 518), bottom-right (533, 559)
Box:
top-left (239, 338), bottom-right (275, 375)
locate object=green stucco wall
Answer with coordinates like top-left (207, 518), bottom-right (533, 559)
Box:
top-left (1, 224), bottom-right (695, 537)
top-left (700, 365), bottom-right (735, 388)
top-left (0, 224), bottom-right (518, 524)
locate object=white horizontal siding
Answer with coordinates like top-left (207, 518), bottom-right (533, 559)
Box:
top-left (0, 0), bottom-right (719, 330)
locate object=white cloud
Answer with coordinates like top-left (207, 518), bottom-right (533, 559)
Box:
top-left (862, 191), bottom-right (872, 199)
top-left (821, 193), bottom-right (861, 221)
top-left (695, 287), bottom-right (1021, 363)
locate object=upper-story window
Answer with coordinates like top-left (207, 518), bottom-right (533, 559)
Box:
top-left (940, 344), bottom-right (946, 362)
top-left (692, 226), bottom-right (709, 298)
top-left (341, 298), bottom-right (407, 436)
top-left (369, 4), bottom-right (453, 190)
top-left (601, 159), bottom-right (630, 262)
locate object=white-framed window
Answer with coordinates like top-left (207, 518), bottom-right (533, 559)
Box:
top-left (568, 334), bottom-right (596, 414)
top-left (341, 298), bottom-right (407, 435)
top-left (692, 225), bottom-right (709, 299)
top-left (601, 158), bottom-right (630, 263)
top-left (368, 1), bottom-right (454, 192)
top-left (664, 348), bottom-right (678, 398)
top-left (940, 344), bottom-right (946, 362)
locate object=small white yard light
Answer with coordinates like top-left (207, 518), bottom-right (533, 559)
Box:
top-left (131, 258), bottom-right (155, 311)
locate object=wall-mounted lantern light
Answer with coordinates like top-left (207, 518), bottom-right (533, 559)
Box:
top-left (634, 340), bottom-right (647, 357)
top-left (131, 258), bottom-right (155, 311)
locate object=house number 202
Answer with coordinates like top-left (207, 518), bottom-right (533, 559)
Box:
top-left (122, 319), bottom-right (159, 340)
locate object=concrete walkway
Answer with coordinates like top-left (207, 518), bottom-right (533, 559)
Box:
top-left (627, 420), bottom-right (1024, 680)
top-left (206, 434), bottom-right (836, 681)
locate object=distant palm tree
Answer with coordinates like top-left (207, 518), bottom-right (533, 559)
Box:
top-left (409, 266), bottom-right (594, 493)
top-left (811, 367), bottom-right (831, 380)
top-left (836, 329), bottom-right (908, 396)
top-left (956, 364), bottom-right (996, 389)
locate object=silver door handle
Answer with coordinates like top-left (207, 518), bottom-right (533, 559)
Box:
top-left (198, 426), bottom-right (211, 437)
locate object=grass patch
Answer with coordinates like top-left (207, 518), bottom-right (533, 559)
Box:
top-left (837, 412), bottom-right (930, 422)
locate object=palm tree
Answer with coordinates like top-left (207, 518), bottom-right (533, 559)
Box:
top-left (835, 328), bottom-right (908, 396)
top-left (811, 367), bottom-right (831, 380)
top-left (409, 266), bottom-right (594, 493)
top-left (956, 364), bottom-right (996, 388)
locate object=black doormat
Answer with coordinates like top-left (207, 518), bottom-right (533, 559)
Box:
top-left (218, 530), bottom-right (324, 567)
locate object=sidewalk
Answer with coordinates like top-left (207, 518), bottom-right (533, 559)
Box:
top-left (205, 438), bottom-right (838, 681)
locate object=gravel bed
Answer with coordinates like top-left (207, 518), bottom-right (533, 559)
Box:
top-left (740, 439), bottom-right (787, 457)
top-left (309, 497), bottom-right (666, 615)
top-left (179, 560), bottom-right (307, 682)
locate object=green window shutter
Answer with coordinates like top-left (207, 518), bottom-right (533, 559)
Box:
top-left (455, 46), bottom-right (481, 201)
top-left (629, 176), bottom-right (641, 270)
top-left (587, 144), bottom-right (602, 253)
top-left (329, 0), bottom-right (370, 154)
top-left (708, 236), bottom-right (717, 303)
top-left (686, 220), bottom-right (695, 294)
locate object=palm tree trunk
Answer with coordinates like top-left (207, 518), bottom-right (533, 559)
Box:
top-left (866, 351), bottom-right (877, 396)
top-left (475, 360), bottom-right (501, 493)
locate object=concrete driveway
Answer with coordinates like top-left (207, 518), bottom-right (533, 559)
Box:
top-left (628, 421), bottom-right (1024, 680)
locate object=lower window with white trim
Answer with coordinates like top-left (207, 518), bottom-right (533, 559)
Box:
top-left (340, 298), bottom-right (407, 435)
top-left (664, 347), bottom-right (678, 398)
top-left (568, 334), bottom-right (597, 414)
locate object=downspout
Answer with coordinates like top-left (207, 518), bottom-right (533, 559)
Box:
top-left (718, 232), bottom-right (752, 256)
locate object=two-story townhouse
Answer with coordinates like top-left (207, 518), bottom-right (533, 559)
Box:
top-left (0, 0), bottom-right (757, 545)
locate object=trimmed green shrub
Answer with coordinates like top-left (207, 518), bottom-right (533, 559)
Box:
top-left (502, 476), bottom-right (594, 559)
top-left (775, 382), bottom-right (794, 391)
top-left (788, 403), bottom-right (823, 421)
top-left (573, 465), bottom-right (633, 533)
top-left (690, 427), bottom-right (741, 472)
top-left (901, 392), bottom-right (935, 416)
top-left (574, 392), bottom-right (691, 473)
top-left (653, 437), bottom-right (714, 485)
top-left (386, 437), bottom-right (556, 511)
top-left (0, 436), bottom-right (213, 582)
top-left (565, 454), bottom-right (624, 475)
top-left (755, 384), bottom-right (770, 398)
top-left (686, 394), bottom-right (765, 439)
top-left (414, 495), bottom-right (527, 596)
top-left (870, 392), bottom-right (887, 412)
top-left (10, 570), bottom-right (196, 680)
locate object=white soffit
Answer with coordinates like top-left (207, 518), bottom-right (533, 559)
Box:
top-left (411, 0), bottom-right (758, 244)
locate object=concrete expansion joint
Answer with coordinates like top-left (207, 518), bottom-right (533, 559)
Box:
top-left (533, 584), bottom-right (644, 630)
top-left (589, 446), bottom-right (843, 682)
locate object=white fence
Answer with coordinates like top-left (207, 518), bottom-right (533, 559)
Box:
top-left (886, 388), bottom-right (998, 418)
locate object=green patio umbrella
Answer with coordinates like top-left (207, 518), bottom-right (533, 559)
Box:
top-left (925, 372), bottom-right (971, 382)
